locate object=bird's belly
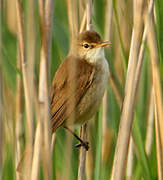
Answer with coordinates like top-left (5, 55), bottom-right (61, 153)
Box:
top-left (76, 64), bottom-right (109, 124)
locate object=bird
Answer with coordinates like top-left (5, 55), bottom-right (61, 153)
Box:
top-left (50, 30), bottom-right (110, 150)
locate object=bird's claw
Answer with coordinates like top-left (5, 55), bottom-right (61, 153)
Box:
top-left (75, 141), bottom-right (89, 151)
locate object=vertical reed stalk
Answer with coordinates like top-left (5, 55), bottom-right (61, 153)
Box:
top-left (26, 0), bottom-right (35, 74)
top-left (0, 1), bottom-right (3, 178)
top-left (154, 101), bottom-right (163, 180)
top-left (78, 1), bottom-right (93, 180)
top-left (135, 0), bottom-right (154, 92)
top-left (85, 130), bottom-right (93, 180)
top-left (16, 0), bottom-right (34, 178)
top-left (79, 7), bottom-right (93, 180)
top-left (66, 0), bottom-right (78, 37)
top-left (105, 1), bottom-right (123, 105)
top-left (0, 71), bottom-right (2, 180)
top-left (111, 1), bottom-right (145, 179)
top-left (126, 2), bottom-right (154, 177)
top-left (15, 50), bottom-right (23, 180)
top-left (38, 0), bottom-right (54, 179)
top-left (51, 133), bottom-right (56, 153)
top-left (31, 90), bottom-right (42, 180)
top-left (26, 0), bottom-right (35, 119)
top-left (60, 1), bottom-right (78, 180)
top-left (145, 87), bottom-right (154, 156)
top-left (31, 121), bottom-right (42, 180)
top-left (126, 6), bottom-right (148, 178)
top-left (78, 124), bottom-right (88, 180)
top-left (126, 137), bottom-right (134, 180)
top-left (145, 6), bottom-right (163, 179)
top-left (102, 0), bottom-right (113, 163)
top-left (16, 0), bottom-right (34, 147)
top-left (104, 0), bottom-right (113, 41)
top-left (61, 132), bottom-right (73, 180)
top-left (79, 0), bottom-right (85, 22)
top-left (79, 11), bottom-right (87, 33)
top-left (26, 1), bottom-right (38, 179)
top-left (112, 0), bottom-right (127, 73)
top-left (94, 108), bottom-right (103, 180)
top-left (86, 0), bottom-right (93, 30)
top-left (102, 91), bottom-right (108, 161)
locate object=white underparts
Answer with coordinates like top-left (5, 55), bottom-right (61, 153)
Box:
top-left (85, 47), bottom-right (105, 63)
top-left (85, 47), bottom-right (110, 76)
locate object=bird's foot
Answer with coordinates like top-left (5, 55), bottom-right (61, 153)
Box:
top-left (75, 141), bottom-right (89, 151)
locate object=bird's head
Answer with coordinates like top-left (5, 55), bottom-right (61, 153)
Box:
top-left (70, 30), bottom-right (111, 63)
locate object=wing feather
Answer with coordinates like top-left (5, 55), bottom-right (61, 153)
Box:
top-left (50, 56), bottom-right (96, 131)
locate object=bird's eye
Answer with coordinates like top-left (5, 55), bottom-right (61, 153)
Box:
top-left (83, 44), bottom-right (89, 48)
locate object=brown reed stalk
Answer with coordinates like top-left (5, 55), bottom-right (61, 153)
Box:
top-left (0, 1), bottom-right (3, 178)
top-left (102, 91), bottom-right (108, 162)
top-left (126, 5), bottom-right (149, 178)
top-left (86, 0), bottom-right (93, 30)
top-left (26, 2), bottom-right (38, 178)
top-left (38, 0), bottom-right (54, 179)
top-left (61, 132), bottom-right (74, 180)
top-left (15, 50), bottom-right (23, 180)
top-left (126, 25), bottom-right (147, 180)
top-left (0, 68), bottom-right (2, 179)
top-left (102, 0), bottom-right (113, 163)
top-left (126, 137), bottom-right (134, 180)
top-left (85, 126), bottom-right (93, 180)
top-left (145, 87), bottom-right (154, 156)
top-left (0, 71), bottom-right (2, 180)
top-left (16, 1), bottom-right (34, 179)
top-left (31, 87), bottom-right (42, 180)
top-left (44, 0), bottom-right (54, 61)
top-left (78, 1), bottom-right (93, 180)
top-left (154, 102), bottom-right (163, 180)
top-left (26, 0), bottom-right (35, 109)
top-left (51, 133), bottom-right (56, 153)
top-left (31, 121), bottom-right (42, 180)
top-left (6, 0), bottom-right (17, 35)
top-left (16, 0), bottom-right (34, 147)
top-left (66, 0), bottom-right (78, 37)
top-left (104, 0), bottom-right (113, 43)
top-left (112, 0), bottom-right (128, 75)
top-left (111, 1), bottom-right (145, 179)
top-left (0, 47), bottom-right (2, 180)
top-left (78, 124), bottom-right (88, 180)
top-left (126, 2), bottom-right (154, 177)
top-left (145, 6), bottom-right (163, 179)
top-left (78, 4), bottom-right (94, 179)
top-left (79, 0), bottom-right (93, 179)
top-left (79, 10), bottom-right (87, 33)
top-left (60, 1), bottom-right (78, 179)
top-left (104, 0), bottom-right (123, 108)
top-left (135, 0), bottom-right (154, 93)
top-left (79, 0), bottom-right (85, 22)
top-left (15, 2), bottom-right (35, 178)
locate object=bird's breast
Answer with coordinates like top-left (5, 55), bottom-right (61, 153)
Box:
top-left (76, 57), bottom-right (109, 124)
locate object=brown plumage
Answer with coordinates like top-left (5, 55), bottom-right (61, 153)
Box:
top-left (51, 56), bottom-right (97, 131)
top-left (77, 30), bottom-right (101, 44)
top-left (50, 30), bottom-right (110, 132)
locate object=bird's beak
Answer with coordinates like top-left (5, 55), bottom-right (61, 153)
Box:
top-left (95, 41), bottom-right (111, 48)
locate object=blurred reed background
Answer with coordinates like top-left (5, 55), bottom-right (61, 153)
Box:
top-left (0, 0), bottom-right (163, 179)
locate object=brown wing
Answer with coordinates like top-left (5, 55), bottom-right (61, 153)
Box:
top-left (50, 56), bottom-right (96, 131)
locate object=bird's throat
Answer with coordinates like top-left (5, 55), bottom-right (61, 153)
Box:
top-left (85, 47), bottom-right (105, 64)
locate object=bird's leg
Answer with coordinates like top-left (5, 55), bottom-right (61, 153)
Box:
top-left (64, 126), bottom-right (89, 151)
